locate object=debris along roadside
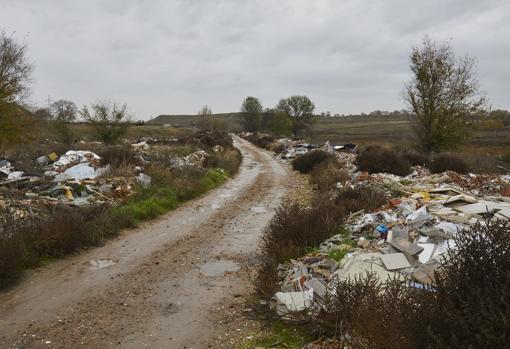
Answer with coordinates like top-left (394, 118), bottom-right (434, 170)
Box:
top-left (241, 134), bottom-right (510, 317)
top-left (0, 131), bottom-right (239, 226)
top-left (0, 131), bottom-right (241, 288)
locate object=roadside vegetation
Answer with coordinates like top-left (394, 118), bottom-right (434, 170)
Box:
top-left (0, 132), bottom-right (241, 288)
top-left (309, 220), bottom-right (510, 349)
top-left (241, 36), bottom-right (510, 349)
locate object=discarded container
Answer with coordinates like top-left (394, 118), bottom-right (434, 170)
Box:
top-left (135, 173), bottom-right (151, 188)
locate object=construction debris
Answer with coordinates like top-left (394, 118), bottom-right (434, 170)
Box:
top-left (266, 135), bottom-right (510, 317)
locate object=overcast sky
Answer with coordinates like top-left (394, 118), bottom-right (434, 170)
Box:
top-left (1, 0), bottom-right (509, 120)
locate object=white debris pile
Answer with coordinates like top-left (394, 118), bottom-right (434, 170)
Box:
top-left (272, 165), bottom-right (510, 316)
top-left (0, 160), bottom-right (24, 181)
top-left (169, 150), bottom-right (208, 169)
top-left (42, 150), bottom-right (109, 182)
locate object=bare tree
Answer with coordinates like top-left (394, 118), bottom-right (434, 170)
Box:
top-left (81, 101), bottom-right (131, 145)
top-left (0, 31), bottom-right (32, 104)
top-left (198, 104), bottom-right (212, 117)
top-left (404, 36), bottom-right (487, 152)
top-left (50, 99), bottom-right (77, 122)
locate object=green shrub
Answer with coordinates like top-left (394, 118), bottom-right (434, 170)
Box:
top-left (257, 198), bottom-right (345, 299)
top-left (292, 150), bottom-right (332, 174)
top-left (356, 146), bottom-right (412, 176)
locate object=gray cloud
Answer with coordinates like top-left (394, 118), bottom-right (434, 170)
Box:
top-left (1, 0), bottom-right (509, 119)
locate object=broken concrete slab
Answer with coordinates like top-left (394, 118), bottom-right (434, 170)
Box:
top-left (381, 253), bottom-right (412, 270)
top-left (411, 259), bottom-right (442, 285)
top-left (454, 200), bottom-right (510, 216)
top-left (304, 278), bottom-right (327, 298)
top-left (444, 193), bottom-right (478, 207)
top-left (273, 289), bottom-right (313, 315)
top-left (333, 252), bottom-right (405, 283)
top-left (389, 237), bottom-right (424, 256)
top-left (417, 243), bottom-right (435, 264)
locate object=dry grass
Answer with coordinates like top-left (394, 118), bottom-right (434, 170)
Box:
top-left (309, 160), bottom-right (349, 193)
top-left (0, 205), bottom-right (124, 288)
top-left (205, 148), bottom-right (242, 176)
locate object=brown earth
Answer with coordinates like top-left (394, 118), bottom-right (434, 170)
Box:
top-left (0, 136), bottom-right (296, 349)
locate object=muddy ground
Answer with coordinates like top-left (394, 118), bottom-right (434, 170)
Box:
top-left (0, 136), bottom-right (305, 349)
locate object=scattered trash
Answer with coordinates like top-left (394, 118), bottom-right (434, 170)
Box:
top-left (263, 133), bottom-right (510, 317)
top-left (135, 173), bottom-right (151, 188)
top-left (0, 137), bottom-right (221, 225)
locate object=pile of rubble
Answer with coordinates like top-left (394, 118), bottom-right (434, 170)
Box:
top-left (0, 150), bottom-right (138, 224)
top-left (0, 138), bottom-right (219, 225)
top-left (271, 155), bottom-right (510, 316)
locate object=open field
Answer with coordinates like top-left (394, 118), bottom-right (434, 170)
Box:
top-left (150, 112), bottom-right (243, 130)
top-left (311, 116), bottom-right (510, 156)
top-left (152, 113), bottom-right (510, 156)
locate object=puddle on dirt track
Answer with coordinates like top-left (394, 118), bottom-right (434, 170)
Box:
top-left (200, 260), bottom-right (240, 277)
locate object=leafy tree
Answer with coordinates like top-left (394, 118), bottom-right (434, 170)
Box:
top-left (50, 99), bottom-right (77, 144)
top-left (276, 95), bottom-right (315, 136)
top-left (276, 95), bottom-right (315, 120)
top-left (267, 111), bottom-right (293, 136)
top-left (404, 36), bottom-right (486, 152)
top-left (81, 101), bottom-right (131, 145)
top-left (0, 31), bottom-right (35, 149)
top-left (241, 96), bottom-right (262, 132)
top-left (0, 31), bottom-right (32, 104)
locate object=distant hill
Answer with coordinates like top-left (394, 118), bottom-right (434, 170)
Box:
top-left (149, 112), bottom-right (244, 130)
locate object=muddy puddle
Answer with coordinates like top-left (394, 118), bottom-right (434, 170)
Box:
top-left (200, 260), bottom-right (240, 277)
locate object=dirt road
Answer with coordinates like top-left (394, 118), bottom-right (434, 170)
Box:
top-left (0, 136), bottom-right (291, 349)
